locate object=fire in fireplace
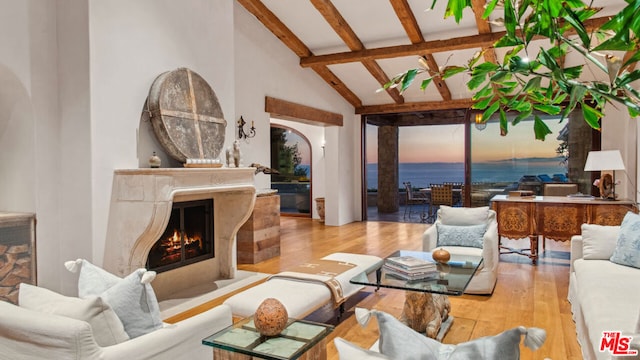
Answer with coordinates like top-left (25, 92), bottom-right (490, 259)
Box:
top-left (146, 199), bottom-right (214, 273)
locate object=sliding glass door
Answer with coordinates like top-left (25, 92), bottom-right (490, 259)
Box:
top-left (363, 110), bottom-right (597, 221)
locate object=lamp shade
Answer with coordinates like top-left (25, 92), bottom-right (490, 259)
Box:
top-left (584, 150), bottom-right (625, 171)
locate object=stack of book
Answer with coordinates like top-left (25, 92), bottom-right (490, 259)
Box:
top-left (383, 255), bottom-right (438, 281)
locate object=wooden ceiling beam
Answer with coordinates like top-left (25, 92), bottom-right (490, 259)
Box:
top-left (356, 98), bottom-right (475, 114)
top-left (390, 0), bottom-right (424, 42)
top-left (300, 16), bottom-right (611, 67)
top-left (366, 109), bottom-right (467, 126)
top-left (237, 0), bottom-right (363, 108)
top-left (390, 0), bottom-right (452, 101)
top-left (471, 0), bottom-right (498, 64)
top-left (265, 96), bottom-right (343, 126)
top-left (310, 65), bottom-right (363, 108)
top-left (310, 0), bottom-right (404, 104)
top-left (624, 50), bottom-right (638, 72)
top-left (236, 0), bottom-right (311, 57)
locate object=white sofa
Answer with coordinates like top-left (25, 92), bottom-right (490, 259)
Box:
top-left (0, 291), bottom-right (232, 360)
top-left (568, 224), bottom-right (640, 360)
top-left (422, 205), bottom-right (499, 294)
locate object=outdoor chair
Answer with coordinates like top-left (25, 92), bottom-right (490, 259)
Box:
top-left (403, 182), bottom-right (429, 221)
top-left (542, 183), bottom-right (578, 197)
top-left (552, 173), bottom-right (569, 182)
top-left (444, 182), bottom-right (463, 206)
top-left (428, 184), bottom-right (453, 221)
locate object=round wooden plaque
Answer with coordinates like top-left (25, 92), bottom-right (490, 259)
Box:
top-left (147, 68), bottom-right (227, 162)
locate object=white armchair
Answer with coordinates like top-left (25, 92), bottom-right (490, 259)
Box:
top-left (422, 205), bottom-right (499, 294)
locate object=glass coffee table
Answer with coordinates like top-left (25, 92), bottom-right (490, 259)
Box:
top-left (350, 250), bottom-right (483, 340)
top-left (202, 316), bottom-right (333, 360)
top-left (350, 249), bottom-right (483, 295)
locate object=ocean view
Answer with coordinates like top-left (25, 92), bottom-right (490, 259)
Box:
top-left (366, 157), bottom-right (567, 190)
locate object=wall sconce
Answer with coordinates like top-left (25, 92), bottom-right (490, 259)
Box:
top-left (238, 116), bottom-right (256, 139)
top-left (474, 113), bottom-right (486, 131)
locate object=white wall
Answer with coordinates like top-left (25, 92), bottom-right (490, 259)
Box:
top-left (0, 1), bottom-right (65, 291)
top-left (602, 103), bottom-right (638, 202)
top-left (88, 0), bottom-right (235, 271)
top-left (0, 1), bottom-right (34, 213)
top-left (56, 0), bottom-right (92, 296)
top-left (233, 3), bottom-right (360, 225)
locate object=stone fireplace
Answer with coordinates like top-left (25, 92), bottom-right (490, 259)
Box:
top-left (103, 168), bottom-right (255, 301)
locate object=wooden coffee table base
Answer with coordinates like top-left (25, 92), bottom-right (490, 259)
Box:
top-left (401, 292), bottom-right (452, 340)
top-left (212, 338), bottom-right (327, 360)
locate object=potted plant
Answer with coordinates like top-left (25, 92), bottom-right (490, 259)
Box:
top-left (386, 0), bottom-right (640, 140)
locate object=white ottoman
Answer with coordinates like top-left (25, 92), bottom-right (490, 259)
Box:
top-left (223, 252), bottom-right (383, 318)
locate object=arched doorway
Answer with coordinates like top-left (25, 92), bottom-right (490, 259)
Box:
top-left (270, 125), bottom-right (312, 217)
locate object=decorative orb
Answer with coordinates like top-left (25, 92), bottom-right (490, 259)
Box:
top-left (254, 298), bottom-right (288, 336)
top-left (432, 248), bottom-right (451, 264)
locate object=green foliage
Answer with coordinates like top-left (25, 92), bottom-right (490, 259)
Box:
top-left (392, 0), bottom-right (640, 140)
top-left (270, 127), bottom-right (305, 181)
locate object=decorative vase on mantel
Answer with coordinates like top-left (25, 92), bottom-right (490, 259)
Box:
top-left (148, 152), bottom-right (161, 168)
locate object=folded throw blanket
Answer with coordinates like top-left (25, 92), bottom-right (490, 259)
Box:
top-left (269, 259), bottom-right (357, 306)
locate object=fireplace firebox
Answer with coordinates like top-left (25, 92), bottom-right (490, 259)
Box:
top-left (146, 199), bottom-right (214, 273)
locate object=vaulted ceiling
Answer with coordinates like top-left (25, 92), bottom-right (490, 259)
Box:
top-left (237, 0), bottom-right (627, 116)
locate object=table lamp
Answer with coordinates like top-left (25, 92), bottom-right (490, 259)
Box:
top-left (584, 150), bottom-right (625, 200)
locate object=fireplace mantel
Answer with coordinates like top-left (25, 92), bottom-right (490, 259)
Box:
top-left (103, 168), bottom-right (255, 300)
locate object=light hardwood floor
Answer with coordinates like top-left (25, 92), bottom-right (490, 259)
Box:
top-left (168, 217), bottom-right (582, 360)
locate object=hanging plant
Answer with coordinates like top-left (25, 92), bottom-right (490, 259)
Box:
top-left (384, 0), bottom-right (640, 140)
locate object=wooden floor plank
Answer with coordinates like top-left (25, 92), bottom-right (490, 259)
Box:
top-left (175, 218), bottom-right (580, 360)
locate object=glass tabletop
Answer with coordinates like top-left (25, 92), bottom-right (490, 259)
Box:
top-left (349, 250), bottom-right (483, 296)
top-left (202, 317), bottom-right (333, 360)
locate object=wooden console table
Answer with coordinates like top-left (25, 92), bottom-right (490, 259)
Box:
top-left (490, 195), bottom-right (637, 264)
top-left (237, 193), bottom-right (280, 264)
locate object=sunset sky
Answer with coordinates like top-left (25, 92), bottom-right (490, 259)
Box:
top-left (366, 118), bottom-right (567, 163)
top-left (283, 117), bottom-right (567, 166)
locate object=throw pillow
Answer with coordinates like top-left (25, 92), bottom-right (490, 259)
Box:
top-left (436, 223), bottom-right (486, 249)
top-left (334, 338), bottom-right (389, 360)
top-left (18, 283), bottom-right (129, 346)
top-left (355, 308), bottom-right (440, 360)
top-left (355, 308), bottom-right (546, 360)
top-left (581, 223), bottom-right (620, 260)
top-left (65, 259), bottom-right (163, 338)
top-left (439, 206), bottom-right (489, 226)
top-left (610, 212), bottom-right (640, 269)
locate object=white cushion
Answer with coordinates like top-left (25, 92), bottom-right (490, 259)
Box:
top-left (224, 252), bottom-right (383, 318)
top-left (334, 337), bottom-right (389, 359)
top-left (610, 212), bottom-right (640, 268)
top-left (66, 259), bottom-right (163, 339)
top-left (0, 300), bottom-right (103, 359)
top-left (371, 309), bottom-right (440, 359)
top-left (436, 223), bottom-right (486, 248)
top-left (18, 283), bottom-right (129, 346)
top-left (363, 309), bottom-right (545, 360)
top-left (438, 206), bottom-right (489, 226)
top-left (573, 258), bottom-right (640, 354)
top-left (224, 278), bottom-right (331, 318)
top-left (581, 224), bottom-right (620, 260)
